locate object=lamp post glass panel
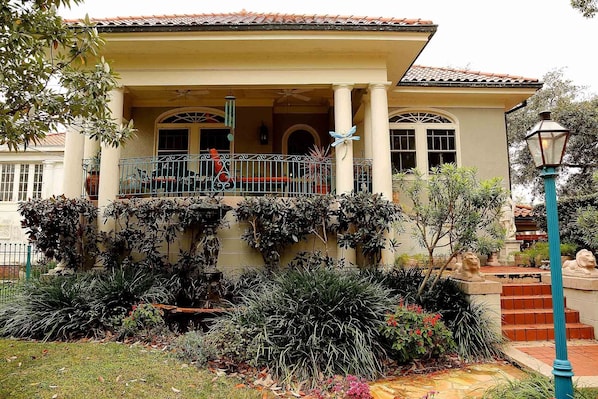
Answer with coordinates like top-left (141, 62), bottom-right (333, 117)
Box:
top-left (525, 111), bottom-right (573, 399)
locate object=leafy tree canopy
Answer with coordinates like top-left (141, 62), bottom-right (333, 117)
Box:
top-left (0, 0), bottom-right (135, 151)
top-left (571, 0), bottom-right (598, 17)
top-left (507, 68), bottom-right (598, 200)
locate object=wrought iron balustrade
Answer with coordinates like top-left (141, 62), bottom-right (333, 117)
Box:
top-left (82, 153), bottom-right (372, 198)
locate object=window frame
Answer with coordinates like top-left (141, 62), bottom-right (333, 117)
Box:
top-left (155, 109), bottom-right (231, 156)
top-left (0, 163), bottom-right (44, 202)
top-left (389, 111), bottom-right (460, 174)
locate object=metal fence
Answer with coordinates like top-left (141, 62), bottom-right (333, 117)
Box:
top-left (0, 243), bottom-right (46, 304)
top-left (83, 153), bottom-right (373, 198)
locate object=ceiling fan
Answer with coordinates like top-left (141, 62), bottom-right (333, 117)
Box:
top-left (168, 89), bottom-right (210, 102)
top-left (275, 89), bottom-right (312, 103)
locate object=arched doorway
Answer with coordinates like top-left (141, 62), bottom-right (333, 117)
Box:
top-left (282, 124), bottom-right (320, 155)
top-left (287, 129), bottom-right (315, 155)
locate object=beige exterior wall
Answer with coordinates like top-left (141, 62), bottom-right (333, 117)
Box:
top-left (452, 108), bottom-right (510, 186)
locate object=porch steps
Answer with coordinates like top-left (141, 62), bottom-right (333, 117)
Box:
top-left (501, 282), bottom-right (594, 342)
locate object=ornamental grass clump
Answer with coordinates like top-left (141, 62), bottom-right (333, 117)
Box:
top-left (217, 267), bottom-right (395, 386)
top-left (0, 267), bottom-right (171, 340)
top-left (380, 303), bottom-right (455, 364)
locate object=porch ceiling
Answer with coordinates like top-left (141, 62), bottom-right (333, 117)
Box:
top-left (125, 85), bottom-right (335, 108)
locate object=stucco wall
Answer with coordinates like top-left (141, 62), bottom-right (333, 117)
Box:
top-left (392, 106), bottom-right (511, 258)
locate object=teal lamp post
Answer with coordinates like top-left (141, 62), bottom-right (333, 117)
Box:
top-left (525, 111), bottom-right (573, 399)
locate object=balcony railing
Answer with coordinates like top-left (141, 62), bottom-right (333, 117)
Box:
top-left (83, 153), bottom-right (372, 198)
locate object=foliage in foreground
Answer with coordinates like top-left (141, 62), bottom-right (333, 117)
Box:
top-left (381, 303), bottom-right (455, 364)
top-left (0, 267), bottom-right (171, 340)
top-left (0, 339), bottom-right (265, 399)
top-left (397, 164), bottom-right (507, 294)
top-left (216, 267), bottom-right (396, 386)
top-left (0, 0), bottom-right (135, 150)
top-left (366, 267), bottom-right (504, 361)
top-left (481, 372), bottom-right (596, 399)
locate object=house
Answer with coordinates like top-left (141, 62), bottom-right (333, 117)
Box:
top-left (514, 204), bottom-right (547, 250)
top-left (0, 133), bottom-right (65, 242)
top-left (61, 11), bottom-right (541, 269)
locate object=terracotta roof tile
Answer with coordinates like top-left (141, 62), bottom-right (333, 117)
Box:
top-left (401, 65), bottom-right (541, 88)
top-left (514, 204), bottom-right (535, 218)
top-left (36, 133), bottom-right (65, 147)
top-left (76, 11), bottom-right (435, 32)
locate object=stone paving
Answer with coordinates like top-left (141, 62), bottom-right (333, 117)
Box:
top-left (369, 362), bottom-right (528, 399)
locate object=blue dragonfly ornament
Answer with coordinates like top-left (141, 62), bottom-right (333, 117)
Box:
top-left (329, 125), bottom-right (359, 160)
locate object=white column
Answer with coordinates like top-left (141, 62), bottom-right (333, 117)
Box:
top-left (363, 94), bottom-right (373, 159)
top-left (332, 84), bottom-right (356, 265)
top-left (369, 82), bottom-right (394, 266)
top-left (333, 84), bottom-right (354, 194)
top-left (62, 125), bottom-right (85, 198)
top-left (97, 88), bottom-right (124, 233)
top-left (369, 83), bottom-right (392, 199)
top-left (84, 137), bottom-right (101, 160)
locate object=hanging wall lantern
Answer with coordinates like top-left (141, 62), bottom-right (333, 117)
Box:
top-left (259, 122), bottom-right (269, 145)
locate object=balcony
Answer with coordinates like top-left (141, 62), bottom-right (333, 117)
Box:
top-left (83, 153), bottom-right (372, 198)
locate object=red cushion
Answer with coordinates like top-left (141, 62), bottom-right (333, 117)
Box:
top-left (237, 176), bottom-right (289, 183)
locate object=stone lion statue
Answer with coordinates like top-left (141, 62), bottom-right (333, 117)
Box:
top-left (562, 249), bottom-right (598, 277)
top-left (451, 252), bottom-right (485, 282)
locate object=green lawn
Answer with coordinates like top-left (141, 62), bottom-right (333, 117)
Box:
top-left (0, 339), bottom-right (269, 399)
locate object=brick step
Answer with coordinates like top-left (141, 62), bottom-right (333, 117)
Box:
top-left (500, 282), bottom-right (595, 342)
top-left (501, 283), bottom-right (552, 296)
top-left (503, 323), bottom-right (594, 342)
top-left (501, 294), bottom-right (565, 310)
top-left (502, 308), bottom-right (580, 325)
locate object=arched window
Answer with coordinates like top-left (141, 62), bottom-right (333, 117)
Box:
top-left (389, 111), bottom-right (458, 173)
top-left (155, 108), bottom-right (230, 156)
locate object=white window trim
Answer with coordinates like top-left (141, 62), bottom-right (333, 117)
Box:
top-left (389, 109), bottom-right (461, 174)
top-left (155, 107), bottom-right (229, 155)
top-left (0, 163), bottom-right (44, 202)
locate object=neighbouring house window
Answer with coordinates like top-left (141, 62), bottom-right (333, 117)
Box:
top-left (389, 112), bottom-right (458, 172)
top-left (32, 164), bottom-right (43, 199)
top-left (0, 164), bottom-right (15, 201)
top-left (0, 163), bottom-right (44, 202)
top-left (18, 164), bottom-right (29, 201)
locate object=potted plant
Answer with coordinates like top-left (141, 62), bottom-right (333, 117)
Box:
top-left (305, 144), bottom-right (331, 194)
top-left (84, 150), bottom-right (101, 200)
top-left (560, 242), bottom-right (577, 264)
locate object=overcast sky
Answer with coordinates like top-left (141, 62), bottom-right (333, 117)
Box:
top-left (59, 0), bottom-right (598, 95)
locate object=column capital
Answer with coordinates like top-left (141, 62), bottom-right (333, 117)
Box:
top-left (332, 83), bottom-right (354, 91)
top-left (368, 82), bottom-right (392, 91)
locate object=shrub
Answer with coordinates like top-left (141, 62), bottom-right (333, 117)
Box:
top-left (172, 330), bottom-right (217, 367)
top-left (116, 303), bottom-right (168, 341)
top-left (366, 267), bottom-right (501, 361)
top-left (310, 375), bottom-right (372, 399)
top-left (0, 267), bottom-right (171, 340)
top-left (204, 318), bottom-right (259, 364)
top-left (481, 372), bottom-right (595, 399)
top-left (451, 301), bottom-right (504, 361)
top-left (219, 267), bottom-right (395, 386)
top-left (235, 196), bottom-right (309, 271)
top-left (18, 196), bottom-right (98, 271)
top-left (335, 192), bottom-right (402, 266)
top-left (380, 303), bottom-right (455, 363)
